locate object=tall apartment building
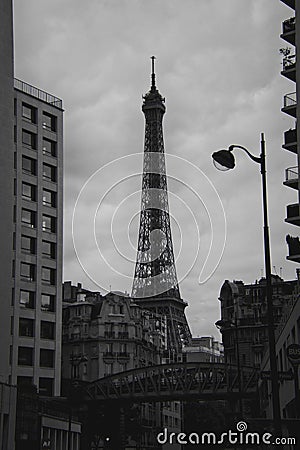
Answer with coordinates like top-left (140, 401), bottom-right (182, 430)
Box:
top-left (280, 0), bottom-right (300, 261)
top-left (11, 79), bottom-right (63, 397)
top-left (216, 275), bottom-right (298, 368)
top-left (0, 2), bottom-right (63, 405)
top-left (0, 1), bottom-right (18, 448)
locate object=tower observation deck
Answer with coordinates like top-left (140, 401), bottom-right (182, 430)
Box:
top-left (132, 57), bottom-right (191, 352)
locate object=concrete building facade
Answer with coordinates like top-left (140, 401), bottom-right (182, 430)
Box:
top-left (182, 336), bottom-right (224, 364)
top-left (217, 276), bottom-right (298, 369)
top-left (62, 283), bottom-right (166, 380)
top-left (62, 282), bottom-right (183, 449)
top-left (258, 272), bottom-right (300, 445)
top-left (280, 0), bottom-right (300, 261)
top-left (11, 79), bottom-right (63, 397)
top-left (0, 1), bottom-right (21, 448)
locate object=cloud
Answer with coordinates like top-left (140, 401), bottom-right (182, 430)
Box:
top-left (14, 0), bottom-right (298, 338)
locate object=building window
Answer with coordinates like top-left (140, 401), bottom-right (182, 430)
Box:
top-left (71, 363), bottom-right (80, 379)
top-left (22, 129), bottom-right (37, 149)
top-left (42, 112), bottom-right (57, 132)
top-left (41, 267), bottom-right (56, 285)
top-left (43, 163), bottom-right (56, 182)
top-left (40, 321), bottom-right (55, 340)
top-left (41, 294), bottom-right (55, 312)
top-left (109, 304), bottom-right (116, 314)
top-left (19, 318), bottom-right (34, 337)
top-left (22, 182), bottom-right (36, 201)
top-left (20, 262), bottom-right (35, 282)
top-left (21, 235), bottom-right (36, 254)
top-left (105, 364), bottom-right (112, 376)
top-left (43, 189), bottom-right (56, 207)
top-left (120, 343), bottom-right (127, 354)
top-left (106, 343), bottom-right (113, 354)
top-left (42, 138), bottom-right (56, 157)
top-left (83, 363), bottom-right (87, 375)
top-left (22, 103), bottom-right (37, 123)
top-left (20, 290), bottom-right (35, 309)
top-left (72, 325), bottom-right (80, 340)
top-left (18, 347), bottom-right (33, 366)
top-left (42, 241), bottom-right (56, 259)
top-left (17, 376), bottom-right (33, 388)
top-left (42, 215), bottom-right (56, 233)
top-left (39, 378), bottom-right (53, 396)
top-left (22, 156), bottom-right (36, 175)
top-left (21, 209), bottom-right (36, 228)
top-left (40, 349), bottom-right (54, 368)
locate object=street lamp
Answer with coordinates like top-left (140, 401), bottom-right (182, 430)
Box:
top-left (216, 318), bottom-right (243, 417)
top-left (68, 353), bottom-right (88, 450)
top-left (212, 133), bottom-right (281, 436)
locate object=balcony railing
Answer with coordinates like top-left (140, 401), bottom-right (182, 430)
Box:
top-left (283, 91), bottom-right (297, 107)
top-left (284, 128), bottom-right (297, 144)
top-left (103, 352), bottom-right (115, 358)
top-left (283, 128), bottom-right (297, 153)
top-left (281, 53), bottom-right (296, 82)
top-left (280, 0), bottom-right (295, 9)
top-left (281, 17), bottom-right (296, 45)
top-left (283, 17), bottom-right (296, 33)
top-left (104, 331), bottom-right (115, 339)
top-left (286, 203), bottom-right (300, 226)
top-left (286, 235), bottom-right (300, 258)
top-left (282, 53), bottom-right (296, 71)
top-left (282, 92), bottom-right (297, 117)
top-left (14, 78), bottom-right (63, 109)
top-left (287, 203), bottom-right (299, 216)
top-left (117, 352), bottom-right (130, 359)
top-left (238, 317), bottom-right (268, 326)
top-left (285, 166), bottom-right (298, 181)
top-left (118, 332), bottom-right (129, 339)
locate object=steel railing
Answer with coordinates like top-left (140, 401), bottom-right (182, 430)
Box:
top-left (14, 78), bottom-right (63, 108)
top-left (285, 166), bottom-right (299, 181)
top-left (283, 91), bottom-right (297, 108)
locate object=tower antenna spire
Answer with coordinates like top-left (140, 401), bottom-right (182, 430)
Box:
top-left (151, 55), bottom-right (156, 89)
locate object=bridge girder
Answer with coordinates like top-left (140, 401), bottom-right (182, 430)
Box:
top-left (85, 362), bottom-right (259, 403)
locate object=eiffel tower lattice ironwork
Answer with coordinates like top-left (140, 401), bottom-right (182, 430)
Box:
top-left (132, 57), bottom-right (191, 352)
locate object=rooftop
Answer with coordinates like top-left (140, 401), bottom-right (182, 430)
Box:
top-left (14, 78), bottom-right (63, 109)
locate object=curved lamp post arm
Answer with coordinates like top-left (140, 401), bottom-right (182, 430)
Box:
top-left (228, 144), bottom-right (262, 165)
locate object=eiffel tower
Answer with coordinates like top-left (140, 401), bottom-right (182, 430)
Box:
top-left (132, 57), bottom-right (191, 352)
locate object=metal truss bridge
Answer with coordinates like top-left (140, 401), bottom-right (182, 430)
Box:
top-left (85, 362), bottom-right (259, 403)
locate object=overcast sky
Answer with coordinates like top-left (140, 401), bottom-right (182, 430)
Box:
top-left (13, 0), bottom-right (298, 338)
